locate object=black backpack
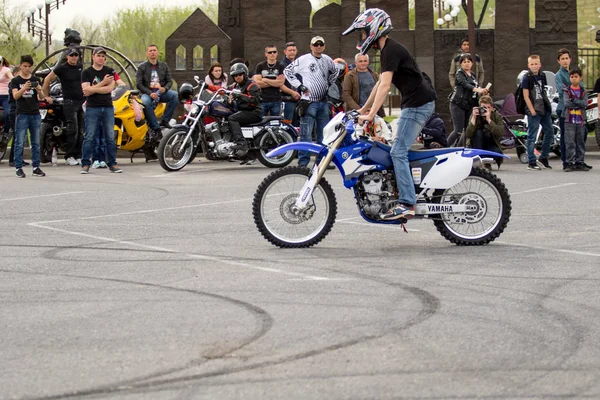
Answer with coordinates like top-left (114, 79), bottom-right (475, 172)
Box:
top-left (514, 76), bottom-right (529, 115)
top-left (515, 71), bottom-right (548, 115)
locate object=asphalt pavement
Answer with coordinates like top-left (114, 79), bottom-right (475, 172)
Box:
top-left (1, 150), bottom-right (599, 400)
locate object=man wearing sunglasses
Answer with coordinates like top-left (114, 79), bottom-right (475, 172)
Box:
top-left (252, 45), bottom-right (285, 117)
top-left (283, 36), bottom-right (338, 167)
top-left (42, 47), bottom-right (84, 166)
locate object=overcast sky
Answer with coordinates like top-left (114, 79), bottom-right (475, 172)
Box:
top-left (15, 0), bottom-right (326, 37)
top-left (16, 0), bottom-right (212, 36)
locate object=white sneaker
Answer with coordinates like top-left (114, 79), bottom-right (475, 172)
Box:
top-left (65, 157), bottom-right (79, 166)
top-left (92, 160), bottom-right (101, 169)
top-left (99, 161), bottom-right (108, 168)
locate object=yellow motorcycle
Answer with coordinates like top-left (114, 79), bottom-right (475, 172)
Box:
top-left (112, 86), bottom-right (167, 162)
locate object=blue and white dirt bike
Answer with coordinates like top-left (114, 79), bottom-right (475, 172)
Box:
top-left (253, 111), bottom-right (512, 248)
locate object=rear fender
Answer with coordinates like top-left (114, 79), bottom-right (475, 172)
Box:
top-left (419, 152), bottom-right (474, 189)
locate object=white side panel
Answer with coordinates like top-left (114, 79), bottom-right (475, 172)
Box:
top-left (241, 127), bottom-right (255, 138)
top-left (419, 152), bottom-right (473, 189)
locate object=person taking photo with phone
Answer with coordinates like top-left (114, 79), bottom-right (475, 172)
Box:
top-left (11, 55), bottom-right (46, 178)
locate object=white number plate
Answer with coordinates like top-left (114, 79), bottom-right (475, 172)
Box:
top-left (586, 107), bottom-right (597, 122)
top-left (39, 109), bottom-right (47, 119)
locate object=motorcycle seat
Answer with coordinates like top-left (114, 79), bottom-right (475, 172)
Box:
top-left (245, 116), bottom-right (281, 127)
top-left (372, 141), bottom-right (461, 162)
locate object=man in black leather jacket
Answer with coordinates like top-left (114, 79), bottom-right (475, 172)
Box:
top-left (135, 44), bottom-right (178, 137)
top-left (228, 63), bottom-right (262, 154)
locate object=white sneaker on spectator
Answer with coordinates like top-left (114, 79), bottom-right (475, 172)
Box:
top-left (99, 161), bottom-right (108, 168)
top-left (92, 160), bottom-right (101, 169)
top-left (65, 157), bottom-right (79, 166)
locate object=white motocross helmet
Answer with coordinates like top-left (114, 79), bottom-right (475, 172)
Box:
top-left (342, 8), bottom-right (393, 55)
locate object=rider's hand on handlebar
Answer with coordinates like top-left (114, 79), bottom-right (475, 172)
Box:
top-left (45, 96), bottom-right (53, 104)
top-left (358, 114), bottom-right (375, 126)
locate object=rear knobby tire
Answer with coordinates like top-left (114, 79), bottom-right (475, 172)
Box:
top-left (595, 122), bottom-right (600, 149)
top-left (432, 167), bottom-right (511, 245)
top-left (253, 166), bottom-right (337, 248)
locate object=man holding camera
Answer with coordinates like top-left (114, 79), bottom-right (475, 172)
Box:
top-left (465, 95), bottom-right (504, 170)
top-left (11, 55), bottom-right (46, 178)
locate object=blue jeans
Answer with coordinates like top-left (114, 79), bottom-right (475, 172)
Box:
top-left (526, 110), bottom-right (553, 164)
top-left (262, 101), bottom-right (281, 117)
top-left (283, 101), bottom-right (296, 121)
top-left (141, 90), bottom-right (178, 130)
top-left (93, 122), bottom-right (106, 162)
top-left (391, 101), bottom-right (435, 206)
top-left (0, 95), bottom-right (9, 134)
top-left (14, 114), bottom-right (41, 169)
top-left (298, 101), bottom-right (329, 166)
top-left (82, 107), bottom-right (116, 167)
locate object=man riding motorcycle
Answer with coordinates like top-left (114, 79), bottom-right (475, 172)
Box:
top-left (228, 63), bottom-right (262, 154)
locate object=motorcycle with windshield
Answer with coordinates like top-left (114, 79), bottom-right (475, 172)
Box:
top-left (157, 77), bottom-right (297, 172)
top-left (253, 111), bottom-right (512, 248)
top-left (112, 85), bottom-right (167, 162)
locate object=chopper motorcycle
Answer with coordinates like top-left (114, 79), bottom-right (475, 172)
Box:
top-left (158, 78), bottom-right (297, 172)
top-left (253, 111), bottom-right (512, 248)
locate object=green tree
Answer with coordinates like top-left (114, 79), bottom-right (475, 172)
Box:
top-left (97, 3), bottom-right (217, 62)
top-left (0, 0), bottom-right (40, 64)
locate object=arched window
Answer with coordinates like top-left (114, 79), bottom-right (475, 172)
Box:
top-left (193, 45), bottom-right (204, 70)
top-left (176, 45), bottom-right (186, 70)
top-left (210, 45), bottom-right (219, 65)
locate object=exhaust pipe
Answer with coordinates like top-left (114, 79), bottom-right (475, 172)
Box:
top-left (52, 125), bottom-right (62, 136)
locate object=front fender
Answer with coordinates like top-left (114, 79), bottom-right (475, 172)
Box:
top-left (266, 142), bottom-right (327, 158)
top-left (461, 148), bottom-right (510, 159)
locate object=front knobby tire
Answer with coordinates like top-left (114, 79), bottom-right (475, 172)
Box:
top-left (253, 166), bottom-right (337, 248)
top-left (432, 167), bottom-right (511, 245)
top-left (158, 128), bottom-right (195, 172)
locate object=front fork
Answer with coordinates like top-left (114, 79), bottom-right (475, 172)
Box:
top-left (293, 131), bottom-right (345, 210)
top-left (177, 114), bottom-right (202, 153)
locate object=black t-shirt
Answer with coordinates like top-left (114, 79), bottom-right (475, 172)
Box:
top-left (10, 75), bottom-right (41, 115)
top-left (53, 62), bottom-right (83, 100)
top-left (81, 66), bottom-right (115, 108)
top-left (254, 60), bottom-right (285, 102)
top-left (380, 37), bottom-right (437, 108)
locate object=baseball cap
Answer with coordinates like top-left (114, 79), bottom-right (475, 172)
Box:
top-left (310, 36), bottom-right (325, 45)
top-left (67, 48), bottom-right (79, 56)
top-left (93, 47), bottom-right (107, 55)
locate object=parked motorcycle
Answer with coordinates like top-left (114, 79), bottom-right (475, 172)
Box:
top-left (38, 82), bottom-right (67, 163)
top-left (585, 92), bottom-right (598, 148)
top-left (253, 111), bottom-right (512, 248)
top-left (158, 77), bottom-right (297, 172)
top-left (112, 85), bottom-right (167, 162)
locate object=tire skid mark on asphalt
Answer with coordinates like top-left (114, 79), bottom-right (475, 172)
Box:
top-left (3, 251), bottom-right (440, 399)
top-left (0, 268), bottom-right (274, 400)
top-left (28, 222), bottom-right (333, 281)
top-left (436, 277), bottom-right (590, 394)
